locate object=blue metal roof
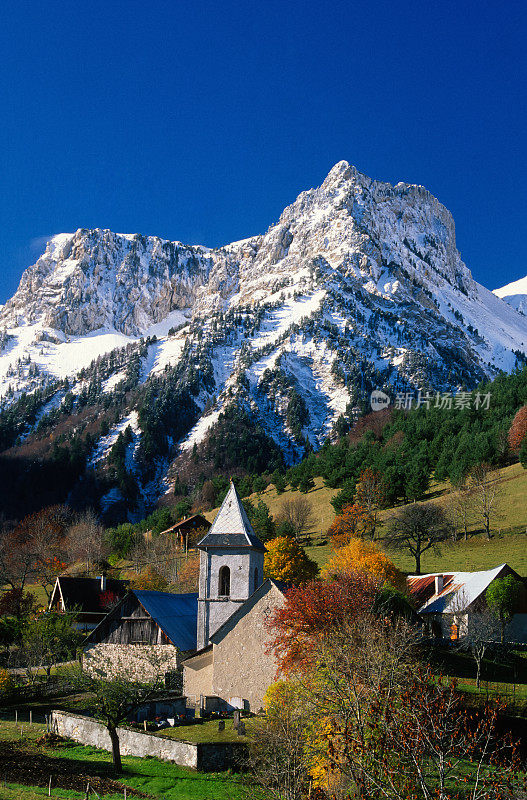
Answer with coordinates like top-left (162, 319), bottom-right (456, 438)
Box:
top-left (134, 591), bottom-right (198, 651)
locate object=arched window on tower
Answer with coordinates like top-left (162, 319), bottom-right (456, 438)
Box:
top-left (218, 566), bottom-right (230, 597)
top-left (254, 567), bottom-right (259, 592)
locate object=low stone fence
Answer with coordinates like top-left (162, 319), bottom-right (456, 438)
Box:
top-left (51, 710), bottom-right (247, 771)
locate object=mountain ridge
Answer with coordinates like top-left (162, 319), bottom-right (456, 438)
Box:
top-left (0, 161), bottom-right (526, 517)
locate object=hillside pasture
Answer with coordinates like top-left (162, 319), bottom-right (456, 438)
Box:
top-left (203, 463), bottom-right (527, 575)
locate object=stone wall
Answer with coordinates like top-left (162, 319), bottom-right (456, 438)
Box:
top-left (83, 643), bottom-right (189, 688)
top-left (51, 710), bottom-right (247, 771)
top-left (212, 583), bottom-right (283, 712)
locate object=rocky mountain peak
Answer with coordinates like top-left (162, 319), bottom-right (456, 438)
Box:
top-left (0, 163), bottom-right (525, 515)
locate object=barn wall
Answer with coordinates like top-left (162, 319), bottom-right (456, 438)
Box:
top-left (91, 595), bottom-right (160, 645)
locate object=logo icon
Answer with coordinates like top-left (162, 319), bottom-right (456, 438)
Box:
top-left (370, 390), bottom-right (390, 412)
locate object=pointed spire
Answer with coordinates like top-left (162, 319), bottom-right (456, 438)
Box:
top-left (197, 481), bottom-right (266, 551)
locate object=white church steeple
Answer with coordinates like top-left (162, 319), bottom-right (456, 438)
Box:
top-left (196, 482), bottom-right (266, 650)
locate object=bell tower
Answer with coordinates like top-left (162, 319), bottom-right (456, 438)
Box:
top-left (196, 482), bottom-right (266, 650)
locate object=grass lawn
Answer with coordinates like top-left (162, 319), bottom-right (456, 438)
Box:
top-left (156, 717), bottom-right (258, 743)
top-left (0, 720), bottom-right (256, 800)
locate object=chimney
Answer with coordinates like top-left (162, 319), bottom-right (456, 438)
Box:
top-left (435, 575), bottom-right (444, 595)
top-left (98, 575), bottom-right (107, 591)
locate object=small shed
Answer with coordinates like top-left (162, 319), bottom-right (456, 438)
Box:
top-left (160, 514), bottom-right (211, 551)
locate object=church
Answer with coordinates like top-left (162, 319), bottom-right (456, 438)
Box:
top-left (183, 482), bottom-right (286, 712)
top-left (83, 482), bottom-right (285, 711)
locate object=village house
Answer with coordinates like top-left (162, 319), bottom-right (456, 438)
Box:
top-left (83, 590), bottom-right (198, 686)
top-left (407, 564), bottom-right (527, 642)
top-left (48, 575), bottom-right (129, 632)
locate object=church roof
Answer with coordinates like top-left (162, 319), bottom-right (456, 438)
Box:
top-left (197, 482), bottom-right (266, 552)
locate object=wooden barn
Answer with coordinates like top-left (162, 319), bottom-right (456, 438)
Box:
top-left (159, 514), bottom-right (211, 551)
top-left (48, 575), bottom-right (129, 632)
top-left (83, 590), bottom-right (198, 684)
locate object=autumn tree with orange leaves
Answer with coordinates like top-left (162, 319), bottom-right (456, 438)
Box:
top-left (261, 578), bottom-right (524, 800)
top-left (267, 571), bottom-right (379, 674)
top-left (508, 405), bottom-right (527, 454)
top-left (327, 503), bottom-right (373, 547)
top-left (321, 538), bottom-right (403, 589)
top-left (264, 537), bottom-right (319, 585)
top-left (174, 552), bottom-right (200, 592)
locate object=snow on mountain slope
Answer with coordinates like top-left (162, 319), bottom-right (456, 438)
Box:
top-left (1, 161), bottom-right (526, 508)
top-left (494, 275), bottom-right (527, 316)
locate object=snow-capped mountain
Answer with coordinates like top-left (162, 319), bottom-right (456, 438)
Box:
top-left (1, 161), bottom-right (526, 514)
top-left (494, 275), bottom-right (527, 316)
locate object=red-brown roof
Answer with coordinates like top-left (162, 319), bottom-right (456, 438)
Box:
top-left (159, 514), bottom-right (211, 535)
top-left (407, 574), bottom-right (454, 607)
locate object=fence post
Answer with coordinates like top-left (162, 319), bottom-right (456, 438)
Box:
top-left (29, 710), bottom-right (32, 725)
top-left (48, 775), bottom-right (52, 796)
top-left (14, 710), bottom-right (17, 725)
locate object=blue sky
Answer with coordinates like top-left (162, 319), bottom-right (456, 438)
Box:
top-left (0, 0), bottom-right (525, 302)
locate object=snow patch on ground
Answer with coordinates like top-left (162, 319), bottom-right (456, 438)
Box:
top-left (250, 290), bottom-right (326, 350)
top-left (141, 335), bottom-right (187, 380)
top-left (494, 274), bottom-right (527, 315)
top-left (91, 410), bottom-right (140, 465)
top-left (145, 310), bottom-right (190, 338)
top-left (102, 371), bottom-right (128, 393)
top-left (179, 408), bottom-right (221, 452)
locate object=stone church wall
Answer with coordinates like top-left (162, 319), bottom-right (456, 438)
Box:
top-left (212, 585), bottom-right (283, 712)
top-left (183, 648), bottom-right (214, 700)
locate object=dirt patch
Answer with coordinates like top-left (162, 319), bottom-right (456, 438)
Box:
top-left (0, 738), bottom-right (151, 797)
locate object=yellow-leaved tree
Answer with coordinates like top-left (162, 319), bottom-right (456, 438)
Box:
top-left (321, 538), bottom-right (403, 589)
top-left (264, 537), bottom-right (319, 584)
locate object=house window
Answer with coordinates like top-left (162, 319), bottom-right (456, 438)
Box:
top-left (254, 567), bottom-right (259, 591)
top-left (219, 566), bottom-right (230, 597)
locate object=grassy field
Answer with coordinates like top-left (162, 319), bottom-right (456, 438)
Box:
top-left (0, 785), bottom-right (128, 800)
top-left (204, 463), bottom-right (527, 576)
top-left (0, 720), bottom-right (254, 800)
